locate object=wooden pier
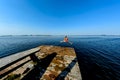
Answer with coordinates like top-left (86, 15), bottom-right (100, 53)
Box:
top-left (0, 45), bottom-right (82, 80)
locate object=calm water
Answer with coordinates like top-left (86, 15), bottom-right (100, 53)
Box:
top-left (0, 35), bottom-right (120, 80)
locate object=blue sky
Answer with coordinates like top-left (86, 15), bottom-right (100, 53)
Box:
top-left (0, 0), bottom-right (120, 35)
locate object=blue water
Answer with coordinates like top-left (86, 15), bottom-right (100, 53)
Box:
top-left (0, 35), bottom-right (120, 80)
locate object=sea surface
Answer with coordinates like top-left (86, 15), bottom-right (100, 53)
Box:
top-left (0, 35), bottom-right (120, 80)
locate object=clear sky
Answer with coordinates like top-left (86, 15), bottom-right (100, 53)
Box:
top-left (0, 0), bottom-right (120, 35)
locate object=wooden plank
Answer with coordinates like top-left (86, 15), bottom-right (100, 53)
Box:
top-left (0, 47), bottom-right (40, 68)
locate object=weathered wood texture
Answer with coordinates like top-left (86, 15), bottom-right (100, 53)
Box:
top-left (38, 45), bottom-right (82, 80)
top-left (0, 47), bottom-right (40, 68)
top-left (0, 45), bottom-right (82, 80)
top-left (0, 47), bottom-right (40, 80)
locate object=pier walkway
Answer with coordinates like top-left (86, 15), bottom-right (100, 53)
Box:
top-left (0, 45), bottom-right (82, 80)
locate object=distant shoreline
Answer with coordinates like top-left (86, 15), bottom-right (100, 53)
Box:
top-left (0, 35), bottom-right (52, 37)
top-left (0, 35), bottom-right (120, 37)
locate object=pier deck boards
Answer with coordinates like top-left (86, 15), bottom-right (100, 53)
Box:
top-left (0, 45), bottom-right (82, 80)
top-left (37, 45), bottom-right (82, 80)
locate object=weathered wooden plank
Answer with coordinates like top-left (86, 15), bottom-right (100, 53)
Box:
top-left (0, 47), bottom-right (40, 68)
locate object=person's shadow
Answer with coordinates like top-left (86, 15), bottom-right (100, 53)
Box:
top-left (22, 53), bottom-right (78, 80)
top-left (22, 52), bottom-right (57, 80)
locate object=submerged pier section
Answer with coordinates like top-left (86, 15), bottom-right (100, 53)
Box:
top-left (0, 45), bottom-right (82, 80)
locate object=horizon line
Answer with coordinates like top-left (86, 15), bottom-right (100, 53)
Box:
top-left (0, 34), bottom-right (120, 36)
